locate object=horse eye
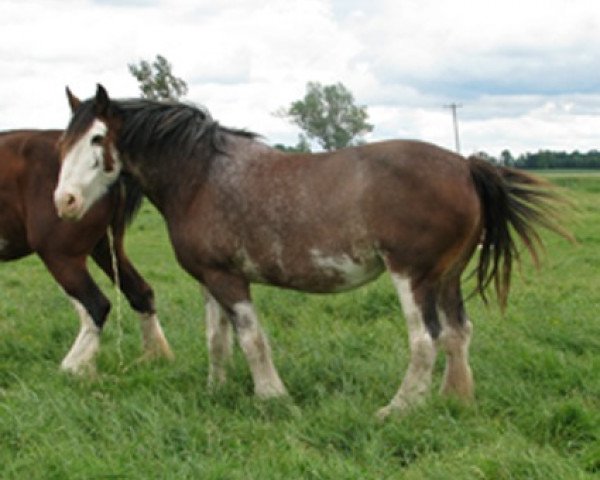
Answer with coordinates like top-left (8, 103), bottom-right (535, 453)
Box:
top-left (91, 135), bottom-right (104, 146)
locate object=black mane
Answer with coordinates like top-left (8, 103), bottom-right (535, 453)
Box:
top-left (68, 97), bottom-right (259, 160)
top-left (66, 97), bottom-right (258, 222)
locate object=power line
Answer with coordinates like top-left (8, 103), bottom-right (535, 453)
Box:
top-left (444, 103), bottom-right (462, 154)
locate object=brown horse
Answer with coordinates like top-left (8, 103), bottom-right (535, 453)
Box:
top-left (0, 128), bottom-right (173, 374)
top-left (54, 85), bottom-right (568, 418)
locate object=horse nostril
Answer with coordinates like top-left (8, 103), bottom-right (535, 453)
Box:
top-left (66, 194), bottom-right (76, 207)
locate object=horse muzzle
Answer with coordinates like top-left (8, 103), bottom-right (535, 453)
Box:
top-left (54, 188), bottom-right (85, 220)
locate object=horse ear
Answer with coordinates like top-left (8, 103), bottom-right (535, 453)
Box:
top-left (65, 87), bottom-right (81, 113)
top-left (94, 84), bottom-right (111, 117)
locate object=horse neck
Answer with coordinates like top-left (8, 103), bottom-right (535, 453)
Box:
top-left (122, 145), bottom-right (210, 220)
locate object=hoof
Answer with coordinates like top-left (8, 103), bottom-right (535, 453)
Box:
top-left (60, 361), bottom-right (97, 377)
top-left (141, 344), bottom-right (175, 362)
top-left (375, 398), bottom-right (415, 421)
top-left (126, 348), bottom-right (173, 372)
top-left (375, 405), bottom-right (393, 421)
top-left (207, 371), bottom-right (228, 391)
top-left (375, 404), bottom-right (406, 421)
top-left (255, 383), bottom-right (288, 399)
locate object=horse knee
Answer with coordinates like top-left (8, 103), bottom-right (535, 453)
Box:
top-left (231, 303), bottom-right (267, 357)
top-left (70, 291), bottom-right (111, 330)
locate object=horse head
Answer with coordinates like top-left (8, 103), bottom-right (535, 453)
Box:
top-left (54, 84), bottom-right (123, 220)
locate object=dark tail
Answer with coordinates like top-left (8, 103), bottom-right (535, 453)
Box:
top-left (468, 156), bottom-right (573, 309)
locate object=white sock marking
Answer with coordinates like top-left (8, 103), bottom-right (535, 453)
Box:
top-left (204, 291), bottom-right (232, 385)
top-left (60, 298), bottom-right (100, 374)
top-left (437, 309), bottom-right (473, 398)
top-left (378, 274), bottom-right (437, 417)
top-left (139, 312), bottom-right (174, 360)
top-left (232, 301), bottom-right (287, 397)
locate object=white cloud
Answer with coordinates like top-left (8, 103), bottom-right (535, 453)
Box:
top-left (0, 0), bottom-right (599, 156)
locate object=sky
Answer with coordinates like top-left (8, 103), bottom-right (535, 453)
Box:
top-left (1, 0), bottom-right (599, 157)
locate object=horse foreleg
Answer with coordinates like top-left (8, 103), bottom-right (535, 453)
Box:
top-left (42, 254), bottom-right (109, 374)
top-left (91, 234), bottom-right (173, 361)
top-left (137, 312), bottom-right (173, 361)
top-left (230, 301), bottom-right (287, 398)
top-left (203, 272), bottom-right (287, 398)
top-left (377, 273), bottom-right (438, 419)
top-left (202, 287), bottom-right (232, 387)
top-left (61, 297), bottom-right (102, 374)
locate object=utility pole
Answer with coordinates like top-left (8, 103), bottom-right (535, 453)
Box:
top-left (444, 103), bottom-right (462, 154)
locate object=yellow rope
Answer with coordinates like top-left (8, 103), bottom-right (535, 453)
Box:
top-left (107, 225), bottom-right (125, 370)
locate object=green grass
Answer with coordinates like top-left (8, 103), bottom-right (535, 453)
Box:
top-left (1, 173), bottom-right (599, 479)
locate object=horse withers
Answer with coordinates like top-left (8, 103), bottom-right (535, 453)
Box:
top-left (54, 85), bottom-right (569, 418)
top-left (0, 129), bottom-right (173, 374)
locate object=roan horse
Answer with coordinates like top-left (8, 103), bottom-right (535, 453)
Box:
top-left (54, 85), bottom-right (568, 418)
top-left (0, 128), bottom-right (172, 373)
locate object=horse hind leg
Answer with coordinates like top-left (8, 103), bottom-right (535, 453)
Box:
top-left (377, 273), bottom-right (439, 419)
top-left (437, 281), bottom-right (474, 401)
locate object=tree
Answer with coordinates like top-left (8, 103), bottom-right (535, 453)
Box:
top-left (278, 82), bottom-right (373, 151)
top-left (500, 149), bottom-right (514, 167)
top-left (473, 151), bottom-right (496, 164)
top-left (273, 135), bottom-right (312, 153)
top-left (128, 54), bottom-right (188, 101)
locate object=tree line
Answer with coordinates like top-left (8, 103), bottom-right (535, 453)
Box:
top-left (478, 149), bottom-right (600, 169)
top-left (129, 55), bottom-right (597, 168)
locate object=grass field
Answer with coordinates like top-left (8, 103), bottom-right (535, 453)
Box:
top-left (1, 171), bottom-right (599, 479)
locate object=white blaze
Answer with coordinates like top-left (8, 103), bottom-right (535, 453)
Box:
top-left (54, 119), bottom-right (121, 219)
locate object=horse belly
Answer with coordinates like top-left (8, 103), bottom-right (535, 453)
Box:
top-left (242, 247), bottom-right (385, 293)
top-left (306, 249), bottom-right (385, 292)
